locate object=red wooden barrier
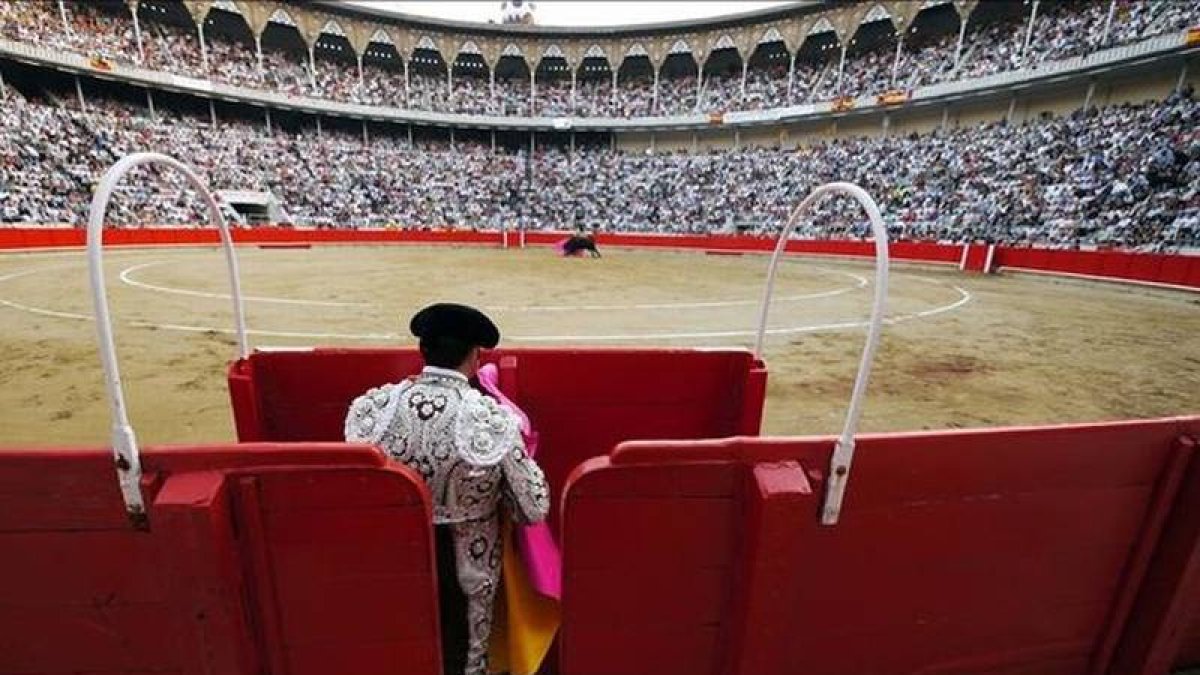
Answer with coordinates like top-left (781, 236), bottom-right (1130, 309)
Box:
top-left (227, 347), bottom-right (767, 534)
top-left (2, 227), bottom-right (1195, 290)
top-left (995, 247), bottom-right (1200, 290)
top-left (0, 444), bottom-right (440, 675)
top-left (562, 417), bottom-right (1200, 675)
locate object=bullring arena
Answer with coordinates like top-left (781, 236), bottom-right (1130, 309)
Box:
top-left (0, 242), bottom-right (1197, 446)
top-left (2, 0), bottom-right (1200, 674)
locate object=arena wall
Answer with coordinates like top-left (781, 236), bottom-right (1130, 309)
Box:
top-left (2, 228), bottom-right (1197, 291)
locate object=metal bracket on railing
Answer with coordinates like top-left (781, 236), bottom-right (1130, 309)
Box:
top-left (87, 153), bottom-right (250, 528)
top-left (753, 182), bottom-right (890, 526)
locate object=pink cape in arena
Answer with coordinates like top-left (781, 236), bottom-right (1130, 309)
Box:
top-left (477, 363), bottom-right (562, 600)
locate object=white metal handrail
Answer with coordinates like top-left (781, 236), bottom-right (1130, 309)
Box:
top-left (87, 153), bottom-right (249, 526)
top-left (753, 182), bottom-right (890, 526)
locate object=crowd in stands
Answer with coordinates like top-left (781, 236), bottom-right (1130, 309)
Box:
top-left (1, 83), bottom-right (1196, 250)
top-left (0, 0), bottom-right (1195, 118)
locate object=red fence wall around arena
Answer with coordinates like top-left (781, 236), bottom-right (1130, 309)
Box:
top-left (1, 227), bottom-right (1197, 290)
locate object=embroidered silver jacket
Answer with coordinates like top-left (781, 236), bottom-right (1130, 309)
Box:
top-left (344, 366), bottom-right (550, 675)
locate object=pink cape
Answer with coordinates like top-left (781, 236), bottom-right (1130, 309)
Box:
top-left (477, 363), bottom-right (562, 600)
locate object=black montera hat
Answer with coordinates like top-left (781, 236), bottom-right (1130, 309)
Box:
top-left (409, 303), bottom-right (500, 349)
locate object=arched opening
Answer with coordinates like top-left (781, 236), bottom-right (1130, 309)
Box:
top-left (700, 45), bottom-right (743, 113)
top-left (494, 53), bottom-right (531, 116)
top-left (744, 38), bottom-right (790, 110)
top-left (360, 37), bottom-right (405, 107)
top-left (408, 45), bottom-right (449, 112)
top-left (451, 50), bottom-right (490, 114)
top-left (615, 51), bottom-right (654, 117)
top-left (258, 11), bottom-right (310, 97)
top-left (136, 0), bottom-right (204, 76)
top-left (198, 5), bottom-right (256, 86)
top-left (899, 2), bottom-right (963, 90)
top-left (830, 8), bottom-right (901, 100)
top-left (312, 27), bottom-right (357, 102)
top-left (60, 0), bottom-right (138, 63)
top-left (576, 52), bottom-right (613, 117)
top-left (956, 0), bottom-right (1030, 80)
top-left (535, 53), bottom-right (571, 116)
top-left (794, 27), bottom-right (840, 103)
top-left (659, 50), bottom-right (699, 115)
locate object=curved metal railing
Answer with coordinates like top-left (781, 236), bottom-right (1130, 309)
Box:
top-left (87, 152), bottom-right (249, 526)
top-left (753, 182), bottom-right (890, 526)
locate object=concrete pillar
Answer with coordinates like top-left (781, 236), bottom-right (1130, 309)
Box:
top-left (649, 132), bottom-right (656, 153)
top-left (1099, 0), bottom-right (1117, 47)
top-left (695, 61), bottom-right (704, 110)
top-left (836, 43), bottom-right (848, 94)
top-left (447, 61), bottom-right (453, 92)
top-left (740, 59), bottom-right (749, 99)
top-left (940, 105), bottom-right (949, 130)
top-left (611, 67), bottom-right (618, 107)
top-left (570, 131), bottom-right (575, 153)
top-left (787, 51), bottom-right (797, 102)
top-left (491, 129), bottom-right (496, 153)
top-left (652, 67), bottom-right (660, 112)
top-left (357, 54), bottom-right (364, 88)
top-left (570, 69), bottom-right (577, 111)
top-left (1006, 95), bottom-right (1017, 123)
top-left (316, 115), bottom-right (322, 137)
top-left (1021, 0), bottom-right (1040, 65)
top-left (408, 124), bottom-right (413, 146)
top-left (74, 75), bottom-right (86, 112)
top-left (692, 132), bottom-right (698, 153)
top-left (734, 129), bottom-right (741, 148)
top-left (450, 127), bottom-right (455, 148)
top-left (308, 44), bottom-right (317, 87)
top-left (265, 107), bottom-right (272, 134)
top-left (1177, 61), bottom-right (1189, 92)
top-left (1082, 80), bottom-right (1096, 112)
top-left (255, 35), bottom-right (263, 74)
top-left (130, 4), bottom-right (144, 63)
top-left (953, 13), bottom-right (968, 70)
top-left (198, 22), bottom-right (208, 71)
top-left (529, 132), bottom-right (535, 188)
top-left (489, 67), bottom-right (496, 100)
top-left (403, 59), bottom-right (410, 104)
top-left (530, 66), bottom-right (537, 114)
top-left (890, 30), bottom-right (905, 87)
top-left (362, 120), bottom-right (368, 143)
top-left (0, 70), bottom-right (8, 101)
top-left (882, 112), bottom-right (891, 135)
top-left (209, 98), bottom-right (217, 129)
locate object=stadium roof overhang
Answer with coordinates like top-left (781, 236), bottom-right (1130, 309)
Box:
top-left (298, 0), bottom-right (824, 39)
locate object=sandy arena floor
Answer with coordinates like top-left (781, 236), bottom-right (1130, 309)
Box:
top-left (0, 244), bottom-right (1197, 447)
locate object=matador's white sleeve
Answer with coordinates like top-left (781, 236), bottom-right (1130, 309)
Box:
top-left (344, 383), bottom-right (404, 446)
top-left (455, 389), bottom-right (550, 524)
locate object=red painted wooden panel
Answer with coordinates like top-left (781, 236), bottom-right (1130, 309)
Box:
top-left (1187, 256), bottom-right (1200, 289)
top-left (229, 347), bottom-right (763, 537)
top-left (1159, 255), bottom-right (1193, 285)
top-left (0, 443), bottom-right (439, 675)
top-left (563, 417), bottom-right (1200, 675)
top-left (237, 466), bottom-right (440, 675)
top-left (245, 348), bottom-right (426, 442)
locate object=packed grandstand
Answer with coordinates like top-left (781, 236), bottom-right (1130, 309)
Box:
top-left (0, 0), bottom-right (1197, 250)
top-left (1, 0), bottom-right (1196, 116)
